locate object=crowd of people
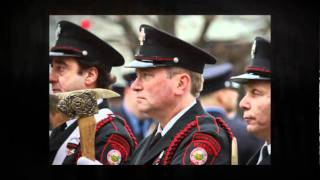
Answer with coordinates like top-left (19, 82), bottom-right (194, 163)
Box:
top-left (49, 20), bottom-right (271, 165)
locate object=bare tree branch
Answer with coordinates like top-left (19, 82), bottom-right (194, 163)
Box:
top-left (195, 15), bottom-right (216, 47)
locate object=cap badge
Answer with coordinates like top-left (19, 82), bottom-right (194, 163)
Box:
top-left (55, 23), bottom-right (61, 41)
top-left (107, 149), bottom-right (122, 165)
top-left (251, 40), bottom-right (257, 59)
top-left (139, 28), bottom-right (146, 46)
top-left (190, 147), bottom-right (208, 165)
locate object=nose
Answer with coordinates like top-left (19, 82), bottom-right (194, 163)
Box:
top-left (130, 77), bottom-right (142, 92)
top-left (239, 94), bottom-right (250, 111)
top-left (49, 70), bottom-right (58, 84)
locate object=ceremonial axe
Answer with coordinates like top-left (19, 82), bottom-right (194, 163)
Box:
top-left (53, 88), bottom-right (120, 160)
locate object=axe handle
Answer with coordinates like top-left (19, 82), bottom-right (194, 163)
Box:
top-left (231, 137), bottom-right (238, 165)
top-left (78, 116), bottom-right (96, 161)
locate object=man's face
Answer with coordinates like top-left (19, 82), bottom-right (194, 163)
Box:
top-left (130, 67), bottom-right (176, 116)
top-left (239, 80), bottom-right (271, 141)
top-left (49, 57), bottom-right (86, 93)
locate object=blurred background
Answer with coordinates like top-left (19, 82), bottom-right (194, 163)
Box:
top-left (49, 15), bottom-right (270, 114)
top-left (49, 15), bottom-right (270, 85)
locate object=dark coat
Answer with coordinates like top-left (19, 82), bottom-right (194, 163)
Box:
top-left (206, 108), bottom-right (264, 165)
top-left (247, 147), bottom-right (270, 165)
top-left (128, 101), bottom-right (233, 165)
top-left (49, 99), bottom-right (138, 165)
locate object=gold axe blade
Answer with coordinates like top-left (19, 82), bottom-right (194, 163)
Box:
top-left (54, 88), bottom-right (120, 100)
top-left (52, 88), bottom-right (120, 161)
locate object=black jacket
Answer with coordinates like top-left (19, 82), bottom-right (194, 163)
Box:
top-left (207, 109), bottom-right (264, 165)
top-left (128, 101), bottom-right (233, 165)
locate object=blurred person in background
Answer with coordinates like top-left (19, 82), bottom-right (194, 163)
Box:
top-left (109, 84), bottom-right (125, 110)
top-left (200, 63), bottom-right (264, 165)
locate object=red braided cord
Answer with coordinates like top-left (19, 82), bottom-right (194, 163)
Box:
top-left (51, 46), bottom-right (83, 53)
top-left (163, 120), bottom-right (198, 165)
top-left (95, 116), bottom-right (113, 132)
top-left (75, 149), bottom-right (82, 164)
top-left (116, 115), bottom-right (139, 149)
top-left (215, 117), bottom-right (234, 140)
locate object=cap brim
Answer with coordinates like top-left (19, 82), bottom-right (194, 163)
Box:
top-left (49, 52), bottom-right (81, 58)
top-left (230, 73), bottom-right (270, 84)
top-left (124, 60), bottom-right (169, 69)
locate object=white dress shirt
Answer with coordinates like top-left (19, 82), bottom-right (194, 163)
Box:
top-left (155, 99), bottom-right (197, 137)
top-left (257, 142), bottom-right (271, 164)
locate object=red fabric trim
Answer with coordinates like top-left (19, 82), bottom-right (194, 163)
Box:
top-left (216, 117), bottom-right (234, 140)
top-left (182, 141), bottom-right (193, 165)
top-left (100, 134), bottom-right (112, 163)
top-left (195, 116), bottom-right (201, 131)
top-left (210, 115), bottom-right (220, 134)
top-left (246, 66), bottom-right (271, 73)
top-left (115, 115), bottom-right (139, 149)
top-left (163, 120), bottom-right (197, 165)
top-left (75, 150), bottom-right (82, 164)
top-left (192, 133), bottom-right (221, 156)
top-left (110, 121), bottom-right (118, 131)
top-left (66, 143), bottom-right (78, 149)
top-left (51, 46), bottom-right (82, 53)
top-left (95, 116), bottom-right (113, 132)
top-left (100, 134), bottom-right (130, 164)
top-left (182, 134), bottom-right (221, 165)
top-left (135, 55), bottom-right (175, 61)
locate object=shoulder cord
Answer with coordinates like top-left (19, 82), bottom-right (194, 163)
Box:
top-left (162, 116), bottom-right (234, 165)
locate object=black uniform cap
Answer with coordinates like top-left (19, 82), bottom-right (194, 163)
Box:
top-left (123, 72), bottom-right (137, 87)
top-left (111, 84), bottom-right (125, 97)
top-left (201, 63), bottom-right (240, 96)
top-left (125, 24), bottom-right (217, 73)
top-left (49, 20), bottom-right (124, 70)
top-left (231, 36), bottom-right (271, 83)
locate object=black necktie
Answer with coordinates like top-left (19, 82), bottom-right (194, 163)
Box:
top-left (149, 133), bottom-right (161, 150)
top-left (259, 145), bottom-right (270, 165)
top-left (262, 145), bottom-right (269, 159)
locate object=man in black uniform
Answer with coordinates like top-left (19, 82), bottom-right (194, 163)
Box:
top-left (111, 72), bottom-right (156, 142)
top-left (49, 20), bottom-right (137, 165)
top-left (125, 24), bottom-right (234, 165)
top-left (231, 37), bottom-right (271, 165)
top-left (200, 63), bottom-right (264, 165)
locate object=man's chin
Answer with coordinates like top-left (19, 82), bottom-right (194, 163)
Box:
top-left (136, 106), bottom-right (150, 115)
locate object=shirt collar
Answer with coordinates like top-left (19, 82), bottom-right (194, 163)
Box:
top-left (156, 99), bottom-right (197, 137)
top-left (257, 142), bottom-right (271, 164)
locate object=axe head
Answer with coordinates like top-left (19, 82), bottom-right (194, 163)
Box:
top-left (52, 88), bottom-right (120, 118)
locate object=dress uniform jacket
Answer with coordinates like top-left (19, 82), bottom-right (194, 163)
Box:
top-left (247, 144), bottom-right (270, 165)
top-left (128, 101), bottom-right (233, 165)
top-left (206, 107), bottom-right (264, 165)
top-left (49, 99), bottom-right (138, 165)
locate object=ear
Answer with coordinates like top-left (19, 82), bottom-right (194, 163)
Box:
top-left (174, 73), bottom-right (190, 95)
top-left (84, 67), bottom-right (98, 87)
top-left (216, 90), bottom-right (225, 105)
